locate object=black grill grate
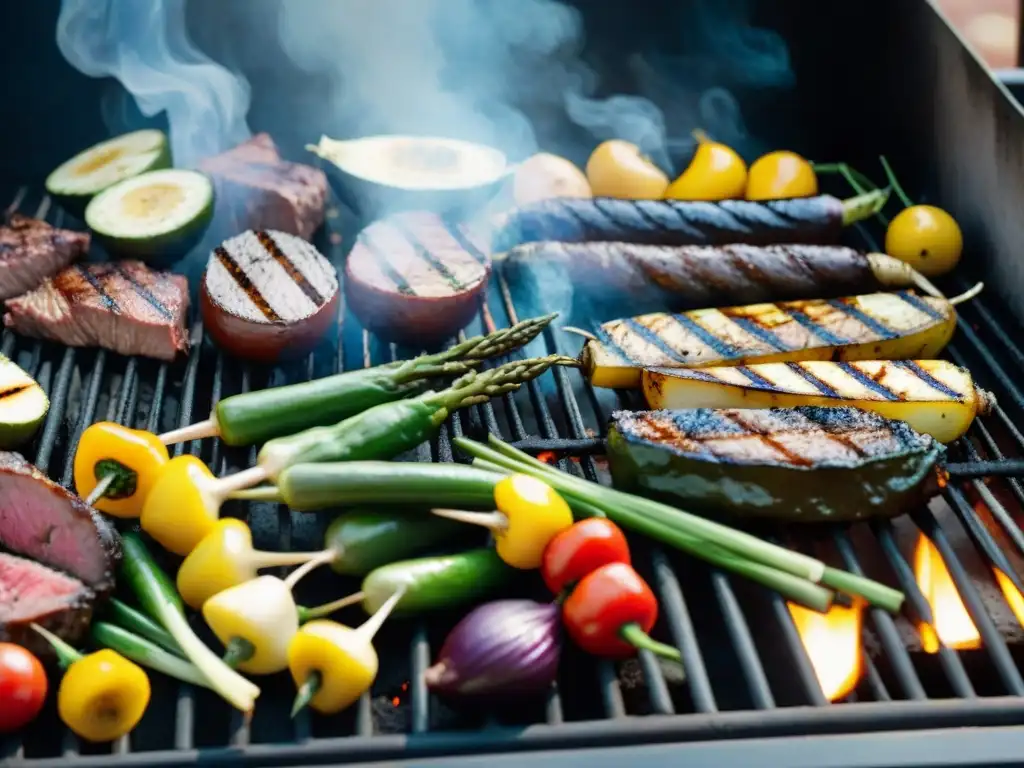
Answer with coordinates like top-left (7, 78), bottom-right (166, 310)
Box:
top-left (5, 184), bottom-right (1024, 767)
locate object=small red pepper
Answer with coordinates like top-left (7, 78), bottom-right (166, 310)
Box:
top-left (541, 518), bottom-right (631, 596)
top-left (561, 562), bottom-right (681, 662)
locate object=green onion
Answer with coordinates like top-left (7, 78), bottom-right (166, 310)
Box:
top-left (120, 532), bottom-right (260, 712)
top-left (89, 623), bottom-right (211, 689)
top-left (104, 598), bottom-right (183, 657)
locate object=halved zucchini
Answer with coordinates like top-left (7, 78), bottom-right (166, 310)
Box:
top-left (84, 168), bottom-right (215, 262)
top-left (0, 356), bottom-right (48, 448)
top-left (45, 129), bottom-right (171, 216)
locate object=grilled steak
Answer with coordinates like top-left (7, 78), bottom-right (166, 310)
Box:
top-left (0, 451), bottom-right (120, 592)
top-left (200, 229), bottom-right (340, 363)
top-left (199, 133), bottom-right (327, 240)
top-left (502, 242), bottom-right (891, 327)
top-left (490, 195), bottom-right (846, 253)
top-left (607, 406), bottom-right (945, 522)
top-left (346, 211), bottom-right (491, 345)
top-left (0, 552), bottom-right (94, 658)
top-left (0, 214), bottom-right (90, 301)
top-left (3, 261), bottom-right (189, 361)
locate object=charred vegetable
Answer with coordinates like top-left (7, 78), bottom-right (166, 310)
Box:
top-left (607, 407), bottom-right (945, 523)
top-left (0, 355), bottom-right (48, 449)
top-left (582, 290), bottom-right (958, 390)
top-left (641, 359), bottom-right (993, 444)
top-left (491, 190), bottom-right (888, 253)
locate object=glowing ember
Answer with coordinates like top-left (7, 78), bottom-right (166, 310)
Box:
top-left (913, 534), bottom-right (980, 653)
top-left (788, 601), bottom-right (864, 701)
top-left (537, 451), bottom-right (556, 464)
top-left (993, 569), bottom-right (1024, 627)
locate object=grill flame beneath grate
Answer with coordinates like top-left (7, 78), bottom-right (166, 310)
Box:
top-left (788, 600), bottom-right (864, 702)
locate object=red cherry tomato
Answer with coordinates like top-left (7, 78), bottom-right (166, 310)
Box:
top-left (541, 518), bottom-right (631, 595)
top-left (561, 562), bottom-right (658, 659)
top-left (0, 643), bottom-right (48, 732)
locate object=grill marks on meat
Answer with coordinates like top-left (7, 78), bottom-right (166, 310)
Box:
top-left (491, 196), bottom-right (845, 253)
top-left (0, 552), bottom-right (94, 657)
top-left (612, 406), bottom-right (934, 469)
top-left (201, 229), bottom-right (339, 362)
top-left (345, 212), bottom-right (491, 344)
top-left (0, 215), bottom-right (90, 301)
top-left (3, 261), bottom-right (189, 361)
top-left (199, 133), bottom-right (327, 240)
top-left (0, 452), bottom-right (120, 593)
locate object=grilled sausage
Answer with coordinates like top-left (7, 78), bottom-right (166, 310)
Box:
top-left (345, 211), bottom-right (491, 345)
top-left (200, 229), bottom-right (340, 363)
top-left (607, 406), bottom-right (945, 523)
top-left (501, 242), bottom-right (923, 325)
top-left (491, 195), bottom-right (849, 253)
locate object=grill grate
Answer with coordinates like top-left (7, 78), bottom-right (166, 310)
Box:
top-left (5, 183), bottom-right (1024, 766)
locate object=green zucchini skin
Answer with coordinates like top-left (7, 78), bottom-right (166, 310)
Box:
top-left (607, 406), bottom-right (945, 523)
top-left (361, 548), bottom-right (514, 616)
top-left (324, 508), bottom-right (471, 576)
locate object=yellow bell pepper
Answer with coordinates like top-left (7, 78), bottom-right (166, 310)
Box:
top-left (177, 519), bottom-right (328, 609)
top-left (32, 623), bottom-right (150, 743)
top-left (287, 588), bottom-right (405, 715)
top-left (73, 422), bottom-right (169, 518)
top-left (140, 455), bottom-right (222, 556)
top-left (432, 474), bottom-right (574, 570)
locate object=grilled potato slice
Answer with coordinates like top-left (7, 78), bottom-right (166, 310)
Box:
top-left (607, 406), bottom-right (945, 523)
top-left (581, 290), bottom-right (956, 389)
top-left (641, 359), bottom-right (993, 443)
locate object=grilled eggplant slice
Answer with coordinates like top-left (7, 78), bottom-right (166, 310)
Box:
top-left (607, 406), bottom-right (945, 523)
top-left (582, 290), bottom-right (956, 389)
top-left (642, 359), bottom-right (993, 444)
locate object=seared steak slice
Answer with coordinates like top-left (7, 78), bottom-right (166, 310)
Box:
top-left (3, 260), bottom-right (189, 361)
top-left (200, 134), bottom-right (327, 240)
top-left (0, 552), bottom-right (94, 658)
top-left (0, 451), bottom-right (120, 593)
top-left (0, 215), bottom-right (90, 301)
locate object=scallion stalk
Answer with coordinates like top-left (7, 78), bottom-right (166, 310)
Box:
top-left (105, 598), bottom-right (184, 657)
top-left (120, 532), bottom-right (260, 712)
top-left (90, 623), bottom-right (211, 689)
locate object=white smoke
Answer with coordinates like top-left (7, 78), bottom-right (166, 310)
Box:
top-left (56, 0), bottom-right (252, 167)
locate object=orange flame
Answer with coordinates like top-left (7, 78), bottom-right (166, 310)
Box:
top-left (994, 569), bottom-right (1024, 627)
top-left (537, 451), bottom-right (556, 464)
top-left (913, 534), bottom-right (980, 653)
top-left (788, 600), bottom-right (864, 701)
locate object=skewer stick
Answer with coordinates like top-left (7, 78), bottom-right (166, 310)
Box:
top-left (431, 508), bottom-right (509, 533)
top-left (561, 326), bottom-right (598, 341)
top-left (283, 550), bottom-right (336, 589)
top-left (949, 281), bottom-right (984, 306)
top-left (158, 419), bottom-right (219, 445)
top-left (84, 474), bottom-right (115, 507)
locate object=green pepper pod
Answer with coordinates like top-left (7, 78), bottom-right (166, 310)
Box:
top-left (606, 406), bottom-right (945, 523)
top-left (361, 548), bottom-right (515, 616)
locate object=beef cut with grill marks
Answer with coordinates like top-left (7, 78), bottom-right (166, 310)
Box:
top-left (200, 229), bottom-right (340, 363)
top-left (0, 451), bottom-right (120, 593)
top-left (502, 241), bottom-right (883, 325)
top-left (491, 196), bottom-right (845, 253)
top-left (3, 260), bottom-right (189, 361)
top-left (199, 133), bottom-right (327, 240)
top-left (346, 211), bottom-right (491, 345)
top-left (0, 552), bottom-right (95, 658)
top-left (0, 214), bottom-right (90, 301)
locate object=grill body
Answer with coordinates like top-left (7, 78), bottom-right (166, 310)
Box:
top-left (4, 1), bottom-right (1024, 766)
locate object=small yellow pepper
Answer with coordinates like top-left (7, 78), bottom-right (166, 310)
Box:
top-left (665, 131), bottom-right (747, 202)
top-left (745, 150), bottom-right (818, 201)
top-left (140, 455), bottom-right (222, 556)
top-left (287, 588), bottom-right (404, 715)
top-left (73, 422), bottom-right (169, 518)
top-left (177, 519), bottom-right (326, 609)
top-left (585, 140), bottom-right (669, 200)
top-left (432, 474), bottom-right (574, 570)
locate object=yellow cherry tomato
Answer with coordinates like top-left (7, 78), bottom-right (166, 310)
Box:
top-left (176, 519), bottom-right (255, 609)
top-left (884, 204), bottom-right (963, 277)
top-left (513, 152), bottom-right (592, 205)
top-left (492, 474), bottom-right (574, 569)
top-left (287, 621), bottom-right (377, 715)
top-left (585, 140), bottom-right (669, 199)
top-left (73, 422), bottom-right (169, 518)
top-left (745, 150), bottom-right (819, 201)
top-left (57, 649), bottom-right (150, 743)
top-left (665, 135), bottom-right (747, 201)
top-left (140, 455), bottom-right (220, 556)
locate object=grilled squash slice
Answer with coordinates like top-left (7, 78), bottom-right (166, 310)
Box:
top-left (607, 406), bottom-right (945, 523)
top-left (581, 290), bottom-right (956, 389)
top-left (641, 359), bottom-right (993, 443)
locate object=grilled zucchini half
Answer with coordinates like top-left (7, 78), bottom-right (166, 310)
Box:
top-left (641, 359), bottom-right (993, 444)
top-left (581, 290), bottom-right (956, 389)
top-left (0, 355), bottom-right (49, 448)
top-left (607, 406), bottom-right (945, 523)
